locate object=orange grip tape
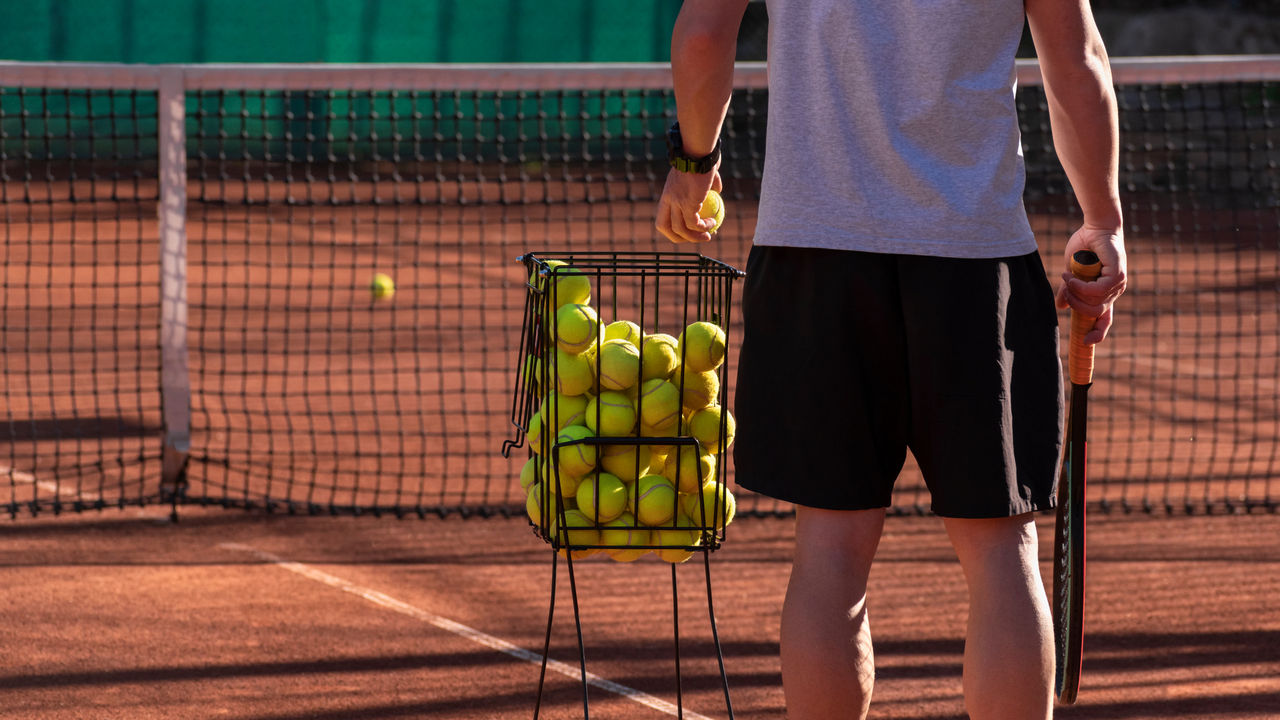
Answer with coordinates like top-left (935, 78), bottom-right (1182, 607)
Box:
top-left (1068, 250), bottom-right (1103, 386)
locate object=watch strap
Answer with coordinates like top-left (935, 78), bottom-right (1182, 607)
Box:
top-left (666, 122), bottom-right (721, 174)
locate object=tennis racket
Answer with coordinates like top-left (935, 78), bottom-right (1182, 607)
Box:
top-left (1053, 249), bottom-right (1102, 704)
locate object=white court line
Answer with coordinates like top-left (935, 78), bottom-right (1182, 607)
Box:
top-left (0, 465), bottom-right (90, 499)
top-left (218, 542), bottom-right (717, 720)
top-left (2, 465), bottom-right (169, 522)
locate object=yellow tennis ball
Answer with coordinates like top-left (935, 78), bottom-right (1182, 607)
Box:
top-left (683, 482), bottom-right (736, 531)
top-left (541, 392), bottom-right (588, 431)
top-left (553, 508), bottom-right (601, 559)
top-left (640, 429), bottom-right (676, 461)
top-left (640, 333), bottom-right (680, 381)
top-left (633, 474), bottom-right (678, 527)
top-left (548, 262), bottom-right (592, 308)
top-left (550, 462), bottom-right (583, 498)
top-left (638, 378), bottom-right (681, 432)
top-left (554, 348), bottom-right (595, 397)
top-left (676, 368), bottom-right (720, 412)
top-left (654, 513), bottom-right (701, 563)
top-left (585, 390), bottom-right (637, 437)
top-left (528, 259), bottom-right (564, 290)
top-left (525, 480), bottom-right (551, 529)
top-left (688, 405), bottom-right (735, 454)
top-left (575, 472), bottom-right (628, 523)
top-left (647, 444), bottom-right (670, 467)
top-left (678, 321), bottom-right (726, 374)
top-left (370, 273), bottom-right (395, 300)
top-left (531, 259), bottom-right (591, 306)
top-left (519, 456), bottom-right (542, 494)
top-left (554, 424), bottom-right (597, 477)
top-left (526, 411), bottom-right (546, 454)
top-left (699, 190), bottom-right (725, 234)
top-left (662, 446), bottom-right (716, 494)
top-left (599, 443), bottom-right (654, 483)
top-left (555, 303), bottom-right (601, 355)
top-left (604, 320), bottom-right (642, 349)
top-left (593, 338), bottom-right (641, 391)
top-left (600, 512), bottom-right (651, 562)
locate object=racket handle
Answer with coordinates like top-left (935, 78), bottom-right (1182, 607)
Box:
top-left (1068, 250), bottom-right (1103, 385)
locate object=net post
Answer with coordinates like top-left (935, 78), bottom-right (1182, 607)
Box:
top-left (158, 68), bottom-right (191, 506)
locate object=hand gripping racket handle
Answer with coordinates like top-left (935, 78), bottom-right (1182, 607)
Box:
top-left (1068, 251), bottom-right (1103, 386)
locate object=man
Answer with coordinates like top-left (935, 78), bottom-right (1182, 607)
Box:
top-left (656, 1), bottom-right (1127, 718)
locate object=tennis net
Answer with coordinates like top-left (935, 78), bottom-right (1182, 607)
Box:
top-left (1, 58), bottom-right (1276, 518)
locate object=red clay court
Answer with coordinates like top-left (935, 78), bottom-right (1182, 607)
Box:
top-left (3, 58), bottom-right (1279, 718)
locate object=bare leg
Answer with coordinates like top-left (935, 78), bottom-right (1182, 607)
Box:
top-left (780, 506), bottom-right (885, 720)
top-left (943, 513), bottom-right (1054, 720)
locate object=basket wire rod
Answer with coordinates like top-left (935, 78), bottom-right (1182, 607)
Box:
top-left (532, 546), bottom-right (558, 720)
top-left (565, 544), bottom-right (591, 718)
top-left (704, 547), bottom-right (736, 718)
top-left (502, 262), bottom-right (540, 458)
top-left (672, 562), bottom-right (685, 719)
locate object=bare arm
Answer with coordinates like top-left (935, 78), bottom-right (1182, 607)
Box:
top-left (1027, 0), bottom-right (1127, 343)
top-left (656, 0), bottom-right (749, 244)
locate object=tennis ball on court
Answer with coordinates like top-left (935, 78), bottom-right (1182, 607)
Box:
top-left (599, 443), bottom-right (654, 483)
top-left (663, 446), bottom-right (716, 494)
top-left (699, 190), bottom-right (725, 234)
top-left (370, 273), bottom-right (395, 301)
top-left (554, 348), bottom-right (595, 397)
top-left (600, 513), bottom-right (651, 562)
top-left (678, 321), bottom-right (726, 373)
top-left (604, 320), bottom-right (642, 349)
top-left (638, 378), bottom-right (681, 432)
top-left (633, 474), bottom-right (678, 527)
top-left (555, 424), bottom-right (597, 477)
top-left (555, 303), bottom-right (602, 355)
top-left (654, 514), bottom-right (701, 564)
top-left (684, 482), bottom-right (736, 531)
top-left (677, 368), bottom-right (720, 411)
top-left (553, 508), bottom-right (601, 559)
top-left (585, 390), bottom-right (638, 437)
top-left (575, 472), bottom-right (628, 523)
top-left (688, 405), bottom-right (735, 454)
top-left (640, 333), bottom-right (680, 381)
top-left (541, 392), bottom-right (588, 431)
top-left (593, 338), bottom-right (641, 391)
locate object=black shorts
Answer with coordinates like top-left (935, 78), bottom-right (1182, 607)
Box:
top-left (733, 245), bottom-right (1063, 518)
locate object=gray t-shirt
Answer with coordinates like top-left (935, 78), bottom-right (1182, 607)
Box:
top-left (754, 0), bottom-right (1037, 258)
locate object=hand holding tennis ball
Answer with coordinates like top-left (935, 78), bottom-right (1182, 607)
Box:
top-left (699, 190), bottom-right (725, 234)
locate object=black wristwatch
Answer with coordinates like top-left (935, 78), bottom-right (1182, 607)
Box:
top-left (666, 122), bottom-right (721, 174)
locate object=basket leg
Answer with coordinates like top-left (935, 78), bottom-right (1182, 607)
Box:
top-left (533, 550), bottom-right (559, 720)
top-left (564, 550), bottom-right (591, 718)
top-left (533, 549), bottom-right (593, 719)
top-left (671, 563), bottom-right (684, 719)
top-left (703, 548), bottom-right (736, 719)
